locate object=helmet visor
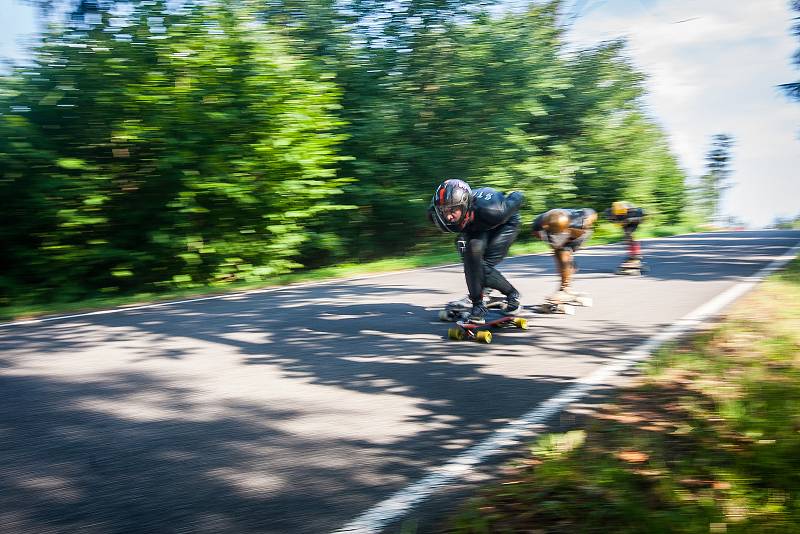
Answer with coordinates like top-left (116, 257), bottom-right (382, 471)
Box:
top-left (436, 204), bottom-right (465, 226)
top-left (441, 204), bottom-right (462, 219)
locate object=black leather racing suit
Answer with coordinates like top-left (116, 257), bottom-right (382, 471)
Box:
top-left (458, 188), bottom-right (524, 305)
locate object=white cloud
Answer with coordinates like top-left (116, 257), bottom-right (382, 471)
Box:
top-left (0, 1), bottom-right (37, 64)
top-left (566, 0), bottom-right (800, 226)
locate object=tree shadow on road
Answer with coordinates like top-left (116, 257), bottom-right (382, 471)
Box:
top-left (0, 285), bottom-right (662, 533)
top-left (2, 230), bottom-right (798, 532)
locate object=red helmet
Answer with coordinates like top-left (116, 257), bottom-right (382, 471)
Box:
top-left (432, 179), bottom-right (473, 232)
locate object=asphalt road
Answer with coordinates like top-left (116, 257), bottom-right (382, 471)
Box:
top-left (1, 230), bottom-right (799, 534)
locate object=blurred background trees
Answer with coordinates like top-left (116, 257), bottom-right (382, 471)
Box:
top-left (770, 215), bottom-right (800, 229)
top-left (780, 0), bottom-right (800, 100)
top-left (0, 0), bottom-right (691, 307)
top-left (696, 133), bottom-right (734, 225)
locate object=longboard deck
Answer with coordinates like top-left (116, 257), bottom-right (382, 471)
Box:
top-left (531, 294), bottom-right (591, 315)
top-left (532, 302), bottom-right (576, 315)
top-left (616, 262), bottom-right (649, 276)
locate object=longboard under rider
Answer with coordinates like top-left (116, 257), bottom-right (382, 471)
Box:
top-left (445, 313), bottom-right (529, 344)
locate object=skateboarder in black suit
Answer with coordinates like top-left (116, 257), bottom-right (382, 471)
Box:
top-left (429, 179), bottom-right (524, 324)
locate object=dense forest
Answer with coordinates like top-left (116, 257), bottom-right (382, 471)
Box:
top-left (0, 0), bottom-right (689, 306)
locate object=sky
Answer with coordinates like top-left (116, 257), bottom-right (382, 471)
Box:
top-left (1, 0), bottom-right (798, 227)
top-left (0, 1), bottom-right (36, 64)
top-left (561, 0), bottom-right (800, 227)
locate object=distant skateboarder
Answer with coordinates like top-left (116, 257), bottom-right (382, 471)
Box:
top-left (604, 201), bottom-right (646, 274)
top-left (429, 179), bottom-right (524, 324)
top-left (531, 208), bottom-right (597, 307)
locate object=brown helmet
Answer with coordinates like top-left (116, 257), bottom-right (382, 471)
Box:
top-left (542, 209), bottom-right (570, 234)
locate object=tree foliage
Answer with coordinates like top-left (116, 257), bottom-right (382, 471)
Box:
top-left (780, 0), bottom-right (800, 100)
top-left (1, 0), bottom-right (350, 303)
top-left (697, 134), bottom-right (734, 223)
top-left (1, 0), bottom-right (689, 306)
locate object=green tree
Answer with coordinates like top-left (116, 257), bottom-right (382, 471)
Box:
top-left (698, 134), bottom-right (735, 223)
top-left (1, 0), bottom-right (692, 308)
top-left (0, 0), bottom-right (350, 302)
top-left (780, 0), bottom-right (800, 100)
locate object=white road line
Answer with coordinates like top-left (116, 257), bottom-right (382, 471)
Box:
top-left (332, 241), bottom-right (800, 534)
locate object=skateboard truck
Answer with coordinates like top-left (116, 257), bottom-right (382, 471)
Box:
top-left (447, 315), bottom-right (528, 344)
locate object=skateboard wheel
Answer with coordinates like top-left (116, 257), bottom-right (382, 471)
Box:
top-left (513, 317), bottom-right (528, 330)
top-left (475, 330), bottom-right (492, 344)
top-left (448, 327), bottom-right (464, 341)
top-left (439, 310), bottom-right (451, 321)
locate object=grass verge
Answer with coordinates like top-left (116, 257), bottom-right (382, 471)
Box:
top-left (446, 256), bottom-right (800, 533)
top-left (0, 221), bottom-right (702, 322)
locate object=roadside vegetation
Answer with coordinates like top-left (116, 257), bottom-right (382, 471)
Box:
top-left (0, 218), bottom-right (704, 321)
top-left (2, 0), bottom-right (708, 319)
top-left (446, 256), bottom-right (800, 533)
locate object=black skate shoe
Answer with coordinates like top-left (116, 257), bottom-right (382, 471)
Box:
top-left (468, 303), bottom-right (488, 324)
top-left (504, 290), bottom-right (521, 314)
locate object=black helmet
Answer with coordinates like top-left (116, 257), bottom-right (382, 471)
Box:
top-left (432, 179), bottom-right (473, 232)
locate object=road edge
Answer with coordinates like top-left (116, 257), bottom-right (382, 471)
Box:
top-left (331, 240), bottom-right (800, 534)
